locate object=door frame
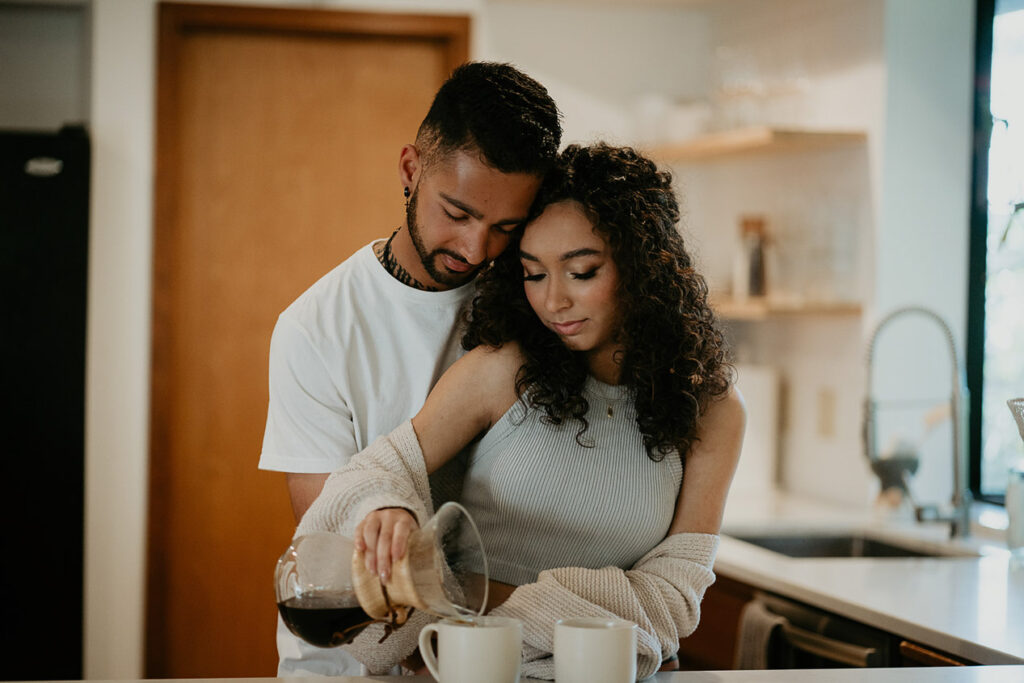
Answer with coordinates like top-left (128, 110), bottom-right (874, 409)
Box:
top-left (148, 2), bottom-right (469, 674)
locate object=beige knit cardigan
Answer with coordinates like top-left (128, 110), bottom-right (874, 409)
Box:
top-left (296, 420), bottom-right (719, 679)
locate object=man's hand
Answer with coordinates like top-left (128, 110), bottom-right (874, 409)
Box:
top-left (355, 507), bottom-right (419, 583)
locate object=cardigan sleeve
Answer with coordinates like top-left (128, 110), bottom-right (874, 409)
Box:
top-left (488, 532), bottom-right (719, 680)
top-left (295, 419), bottom-right (434, 539)
top-left (293, 419), bottom-right (437, 674)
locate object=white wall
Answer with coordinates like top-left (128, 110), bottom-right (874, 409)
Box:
top-left (87, 4), bottom-right (155, 677)
top-left (484, 0), bottom-right (710, 145)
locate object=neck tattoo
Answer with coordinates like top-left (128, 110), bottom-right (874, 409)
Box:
top-left (379, 228), bottom-right (439, 292)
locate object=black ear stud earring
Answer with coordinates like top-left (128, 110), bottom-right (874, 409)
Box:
top-left (403, 187), bottom-right (410, 199)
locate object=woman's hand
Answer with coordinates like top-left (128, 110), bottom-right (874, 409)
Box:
top-left (354, 507), bottom-right (419, 584)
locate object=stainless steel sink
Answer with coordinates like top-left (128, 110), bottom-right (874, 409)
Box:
top-left (730, 532), bottom-right (973, 558)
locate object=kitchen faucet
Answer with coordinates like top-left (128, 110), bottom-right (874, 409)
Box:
top-left (863, 306), bottom-right (972, 538)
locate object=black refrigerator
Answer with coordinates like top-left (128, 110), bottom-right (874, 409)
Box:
top-left (0, 125), bottom-right (89, 680)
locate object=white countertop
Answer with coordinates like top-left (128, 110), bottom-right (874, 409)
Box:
top-left (61, 671), bottom-right (1024, 683)
top-left (67, 671), bottom-right (1024, 683)
top-left (643, 671), bottom-right (1024, 683)
top-left (716, 490), bottom-right (1024, 665)
top-left (83, 668), bottom-right (1022, 682)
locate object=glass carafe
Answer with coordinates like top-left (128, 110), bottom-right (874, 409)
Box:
top-left (275, 501), bottom-right (489, 648)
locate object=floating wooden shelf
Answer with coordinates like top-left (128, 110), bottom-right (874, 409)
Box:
top-left (712, 295), bottom-right (862, 321)
top-left (650, 126), bottom-right (867, 162)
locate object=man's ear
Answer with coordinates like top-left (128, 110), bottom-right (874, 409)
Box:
top-left (398, 144), bottom-right (422, 191)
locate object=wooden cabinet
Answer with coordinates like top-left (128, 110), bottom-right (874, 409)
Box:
top-left (677, 575), bottom-right (755, 670)
top-left (678, 573), bottom-right (978, 670)
top-left (898, 640), bottom-right (971, 667)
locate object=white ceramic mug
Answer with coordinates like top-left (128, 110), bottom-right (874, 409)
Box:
top-left (418, 615), bottom-right (522, 683)
top-left (554, 617), bottom-right (638, 683)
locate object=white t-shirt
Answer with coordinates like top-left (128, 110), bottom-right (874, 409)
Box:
top-left (260, 241), bottom-right (474, 675)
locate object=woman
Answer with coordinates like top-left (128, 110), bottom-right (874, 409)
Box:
top-left (298, 143), bottom-right (745, 678)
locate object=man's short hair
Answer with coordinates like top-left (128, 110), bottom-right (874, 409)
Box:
top-left (417, 61), bottom-right (562, 176)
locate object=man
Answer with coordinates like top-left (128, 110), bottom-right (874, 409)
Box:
top-left (259, 61), bottom-right (562, 676)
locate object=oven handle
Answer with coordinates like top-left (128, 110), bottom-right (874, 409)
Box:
top-left (781, 622), bottom-right (880, 667)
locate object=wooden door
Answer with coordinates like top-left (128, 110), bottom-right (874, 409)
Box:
top-left (148, 4), bottom-right (468, 677)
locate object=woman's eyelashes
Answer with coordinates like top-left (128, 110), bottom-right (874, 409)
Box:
top-left (522, 266), bottom-right (600, 282)
top-left (571, 267), bottom-right (599, 280)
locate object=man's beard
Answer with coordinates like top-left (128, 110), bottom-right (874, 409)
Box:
top-left (406, 186), bottom-right (481, 288)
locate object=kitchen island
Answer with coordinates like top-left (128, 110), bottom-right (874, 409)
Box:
top-left (711, 491), bottom-right (1024, 666)
top-left (54, 668), bottom-right (1024, 682)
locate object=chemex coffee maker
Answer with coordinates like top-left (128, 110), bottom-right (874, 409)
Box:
top-left (275, 502), bottom-right (489, 648)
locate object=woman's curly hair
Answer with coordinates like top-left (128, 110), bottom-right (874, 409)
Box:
top-left (462, 143), bottom-right (732, 460)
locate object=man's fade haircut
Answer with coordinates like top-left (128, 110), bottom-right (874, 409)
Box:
top-left (416, 61), bottom-right (562, 176)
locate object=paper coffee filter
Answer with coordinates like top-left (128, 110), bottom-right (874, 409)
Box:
top-left (356, 501), bottom-right (489, 621)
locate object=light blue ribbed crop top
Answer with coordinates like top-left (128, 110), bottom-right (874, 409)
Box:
top-left (459, 376), bottom-right (683, 586)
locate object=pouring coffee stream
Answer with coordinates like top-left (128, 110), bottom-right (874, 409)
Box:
top-left (275, 502), bottom-right (489, 648)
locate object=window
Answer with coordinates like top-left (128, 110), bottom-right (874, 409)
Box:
top-left (968, 0), bottom-right (1024, 503)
